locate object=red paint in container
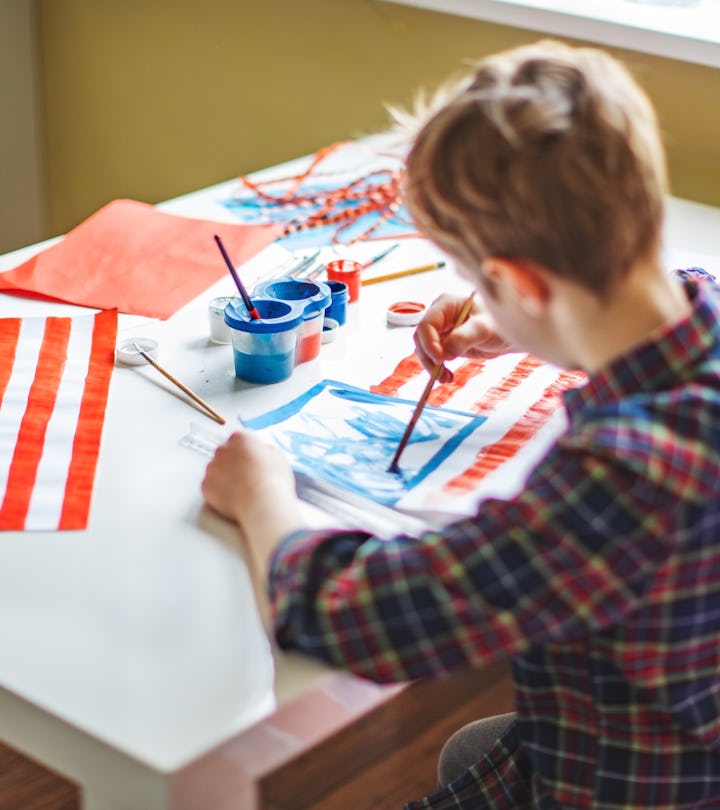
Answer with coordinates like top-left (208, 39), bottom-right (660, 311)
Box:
top-left (386, 300), bottom-right (426, 327)
top-left (296, 320), bottom-right (323, 363)
top-left (326, 259), bottom-right (362, 302)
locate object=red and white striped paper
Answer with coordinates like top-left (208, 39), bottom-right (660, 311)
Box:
top-left (0, 309), bottom-right (117, 531)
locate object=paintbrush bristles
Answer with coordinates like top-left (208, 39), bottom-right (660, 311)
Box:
top-left (387, 292), bottom-right (475, 473)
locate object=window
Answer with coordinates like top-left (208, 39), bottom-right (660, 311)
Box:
top-left (380, 0), bottom-right (720, 67)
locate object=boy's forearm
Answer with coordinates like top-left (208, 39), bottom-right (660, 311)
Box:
top-left (235, 504), bottom-right (310, 634)
top-left (240, 501), bottom-right (309, 579)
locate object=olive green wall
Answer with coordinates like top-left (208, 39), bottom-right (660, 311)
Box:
top-left (0, 0), bottom-right (45, 252)
top-left (38, 0), bottom-right (720, 238)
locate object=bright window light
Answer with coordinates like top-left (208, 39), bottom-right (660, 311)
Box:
top-left (380, 0), bottom-right (720, 68)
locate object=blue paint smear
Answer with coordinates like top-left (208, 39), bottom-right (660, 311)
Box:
top-left (245, 380), bottom-right (486, 505)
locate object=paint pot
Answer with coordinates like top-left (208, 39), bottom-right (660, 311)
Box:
top-left (224, 298), bottom-right (304, 384)
top-left (208, 295), bottom-right (241, 343)
top-left (325, 280), bottom-right (349, 326)
top-left (322, 318), bottom-right (340, 343)
top-left (253, 277), bottom-right (331, 364)
top-left (386, 301), bottom-right (426, 327)
top-left (326, 259), bottom-right (362, 303)
top-left (115, 337), bottom-right (160, 366)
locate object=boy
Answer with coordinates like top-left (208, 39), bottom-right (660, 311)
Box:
top-left (202, 40), bottom-right (720, 808)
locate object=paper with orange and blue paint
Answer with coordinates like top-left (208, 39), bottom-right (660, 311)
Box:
top-left (245, 380), bottom-right (486, 506)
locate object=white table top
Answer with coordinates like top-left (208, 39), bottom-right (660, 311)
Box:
top-left (1, 162), bottom-right (719, 809)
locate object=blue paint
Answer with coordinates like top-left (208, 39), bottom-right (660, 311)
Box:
top-left (253, 277), bottom-right (332, 364)
top-left (245, 380), bottom-right (487, 504)
top-left (224, 298), bottom-right (305, 384)
top-left (325, 281), bottom-right (348, 326)
top-left (232, 349), bottom-right (296, 382)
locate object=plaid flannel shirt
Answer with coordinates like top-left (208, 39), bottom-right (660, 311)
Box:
top-left (269, 271), bottom-right (720, 809)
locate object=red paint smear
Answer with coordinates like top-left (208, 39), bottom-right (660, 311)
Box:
top-left (371, 355), bottom-right (489, 403)
top-left (370, 353), bottom-right (423, 396)
top-left (427, 359), bottom-right (487, 407)
top-left (444, 368), bottom-right (586, 494)
top-left (471, 355), bottom-right (543, 415)
top-left (369, 349), bottom-right (586, 498)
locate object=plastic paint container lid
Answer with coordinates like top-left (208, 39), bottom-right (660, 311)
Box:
top-left (223, 298), bottom-right (304, 332)
top-left (321, 318), bottom-right (340, 343)
top-left (253, 277), bottom-right (331, 320)
top-left (386, 301), bottom-right (426, 327)
top-left (115, 337), bottom-right (160, 366)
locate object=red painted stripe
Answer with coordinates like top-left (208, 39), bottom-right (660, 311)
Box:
top-left (0, 318), bottom-right (72, 529)
top-left (427, 359), bottom-right (487, 407)
top-left (444, 369), bottom-right (585, 494)
top-left (370, 353), bottom-right (424, 396)
top-left (470, 355), bottom-right (543, 415)
top-left (0, 319), bottom-right (22, 405)
top-left (59, 310), bottom-right (117, 530)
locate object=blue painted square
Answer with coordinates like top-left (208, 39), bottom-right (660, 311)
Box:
top-left (245, 380), bottom-right (487, 505)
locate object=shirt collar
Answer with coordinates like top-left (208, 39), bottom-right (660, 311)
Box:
top-left (563, 280), bottom-right (720, 416)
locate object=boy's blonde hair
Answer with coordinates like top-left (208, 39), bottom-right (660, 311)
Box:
top-left (403, 40), bottom-right (667, 295)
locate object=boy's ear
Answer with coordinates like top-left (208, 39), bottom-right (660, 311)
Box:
top-left (485, 257), bottom-right (550, 317)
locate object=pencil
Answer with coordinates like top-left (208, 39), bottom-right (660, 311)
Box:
top-left (213, 234), bottom-right (261, 320)
top-left (133, 342), bottom-right (226, 425)
top-left (387, 292), bottom-right (475, 474)
top-left (362, 260), bottom-right (446, 287)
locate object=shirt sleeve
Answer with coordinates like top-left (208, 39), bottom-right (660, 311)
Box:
top-left (672, 265), bottom-right (717, 285)
top-left (268, 419), bottom-right (681, 683)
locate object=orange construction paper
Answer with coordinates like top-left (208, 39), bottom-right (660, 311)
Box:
top-left (0, 199), bottom-right (283, 319)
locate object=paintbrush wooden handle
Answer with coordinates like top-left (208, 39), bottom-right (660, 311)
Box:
top-left (137, 349), bottom-right (226, 425)
top-left (387, 292), bottom-right (475, 473)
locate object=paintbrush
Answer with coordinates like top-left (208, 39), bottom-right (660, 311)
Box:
top-left (361, 242), bottom-right (399, 269)
top-left (290, 249), bottom-right (321, 277)
top-left (213, 234), bottom-right (261, 320)
top-left (132, 342), bottom-right (226, 425)
top-left (387, 292), bottom-right (475, 474)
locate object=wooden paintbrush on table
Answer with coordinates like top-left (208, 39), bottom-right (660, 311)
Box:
top-left (132, 342), bottom-right (226, 425)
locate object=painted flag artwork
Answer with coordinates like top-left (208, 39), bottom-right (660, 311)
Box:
top-left (369, 351), bottom-right (586, 514)
top-left (245, 380), bottom-right (487, 506)
top-left (0, 309), bottom-right (117, 531)
top-left (243, 350), bottom-right (586, 517)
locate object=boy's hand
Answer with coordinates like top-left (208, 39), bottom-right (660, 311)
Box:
top-left (414, 293), bottom-right (511, 382)
top-left (202, 432), bottom-right (308, 561)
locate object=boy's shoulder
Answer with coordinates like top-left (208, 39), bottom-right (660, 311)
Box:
top-left (672, 266), bottom-right (720, 338)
